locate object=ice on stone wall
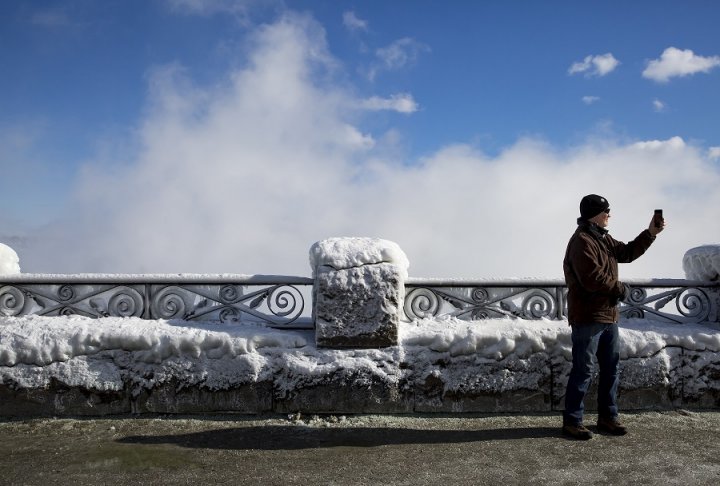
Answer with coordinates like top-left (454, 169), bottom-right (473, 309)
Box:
top-left (683, 245), bottom-right (720, 281)
top-left (314, 263), bottom-right (403, 347)
top-left (309, 237), bottom-right (409, 279)
top-left (2, 315), bottom-right (718, 398)
top-left (0, 243), bottom-right (20, 275)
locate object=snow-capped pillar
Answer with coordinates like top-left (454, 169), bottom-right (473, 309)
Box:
top-left (683, 245), bottom-right (720, 322)
top-left (0, 243), bottom-right (21, 275)
top-left (683, 245), bottom-right (720, 282)
top-left (309, 237), bottom-right (409, 348)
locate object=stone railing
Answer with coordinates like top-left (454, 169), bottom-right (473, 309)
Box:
top-left (0, 274), bottom-right (314, 329)
top-left (404, 278), bottom-right (720, 324)
top-left (2, 240), bottom-right (719, 347)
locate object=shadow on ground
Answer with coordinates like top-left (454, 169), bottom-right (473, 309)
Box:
top-left (117, 424), bottom-right (561, 450)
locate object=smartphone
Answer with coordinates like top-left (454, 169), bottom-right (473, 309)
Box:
top-left (654, 209), bottom-right (664, 228)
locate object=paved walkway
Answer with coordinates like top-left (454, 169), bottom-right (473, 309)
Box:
top-left (2, 410), bottom-right (719, 485)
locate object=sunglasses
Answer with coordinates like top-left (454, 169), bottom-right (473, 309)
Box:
top-left (603, 208), bottom-right (611, 214)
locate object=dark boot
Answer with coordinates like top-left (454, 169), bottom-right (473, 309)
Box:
top-left (562, 423), bottom-right (593, 440)
top-left (597, 416), bottom-right (628, 435)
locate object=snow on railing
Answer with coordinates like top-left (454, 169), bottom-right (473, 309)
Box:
top-left (0, 274), bottom-right (314, 329)
top-left (404, 278), bottom-right (720, 324)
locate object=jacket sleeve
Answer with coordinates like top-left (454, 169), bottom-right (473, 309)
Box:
top-left (567, 233), bottom-right (625, 296)
top-left (608, 230), bottom-right (656, 264)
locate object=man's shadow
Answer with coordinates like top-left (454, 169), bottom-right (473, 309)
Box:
top-left (117, 424), bottom-right (560, 450)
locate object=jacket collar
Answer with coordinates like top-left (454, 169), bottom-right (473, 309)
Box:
top-left (577, 218), bottom-right (608, 239)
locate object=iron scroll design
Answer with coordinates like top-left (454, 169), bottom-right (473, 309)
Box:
top-left (619, 286), bottom-right (715, 323)
top-left (404, 281), bottom-right (719, 324)
top-left (404, 285), bottom-right (567, 321)
top-left (0, 278), bottom-right (312, 328)
top-left (3, 277), bottom-right (718, 327)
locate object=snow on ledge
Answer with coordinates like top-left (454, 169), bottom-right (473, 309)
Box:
top-left (2, 314), bottom-right (718, 370)
top-left (0, 314), bottom-right (718, 396)
top-left (401, 317), bottom-right (720, 360)
top-left (0, 315), bottom-right (308, 368)
top-left (309, 237), bottom-right (409, 278)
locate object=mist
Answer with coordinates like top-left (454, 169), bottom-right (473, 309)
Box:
top-left (16, 13), bottom-right (720, 279)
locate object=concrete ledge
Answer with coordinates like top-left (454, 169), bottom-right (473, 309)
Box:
top-left (2, 344), bottom-right (717, 417)
top-left (0, 381), bottom-right (131, 417)
top-left (275, 370), bottom-right (412, 414)
top-left (1, 315), bottom-right (718, 417)
top-left (413, 354), bottom-right (552, 413)
top-left (551, 348), bottom-right (685, 411)
top-left (134, 381), bottom-right (273, 414)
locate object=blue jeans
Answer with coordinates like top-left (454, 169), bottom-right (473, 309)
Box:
top-left (563, 323), bottom-right (620, 426)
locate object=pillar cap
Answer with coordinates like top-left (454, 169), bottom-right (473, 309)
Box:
top-left (309, 237), bottom-right (409, 279)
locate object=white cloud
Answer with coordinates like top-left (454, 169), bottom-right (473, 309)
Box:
top-left (569, 53), bottom-right (620, 77)
top-left (377, 38), bottom-right (426, 68)
top-left (582, 96), bottom-right (600, 105)
top-left (360, 94), bottom-right (419, 114)
top-left (368, 37), bottom-right (429, 80)
top-left (709, 147), bottom-right (720, 160)
top-left (630, 136), bottom-right (685, 151)
top-left (643, 47), bottom-right (720, 83)
top-left (342, 11), bottom-right (367, 32)
top-left (653, 99), bottom-right (667, 112)
top-left (17, 15), bottom-right (720, 281)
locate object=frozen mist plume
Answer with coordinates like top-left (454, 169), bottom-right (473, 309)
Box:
top-left (18, 15), bottom-right (720, 279)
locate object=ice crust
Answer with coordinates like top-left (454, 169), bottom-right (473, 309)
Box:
top-left (1, 314), bottom-right (718, 395)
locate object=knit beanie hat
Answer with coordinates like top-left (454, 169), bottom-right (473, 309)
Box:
top-left (579, 194), bottom-right (610, 220)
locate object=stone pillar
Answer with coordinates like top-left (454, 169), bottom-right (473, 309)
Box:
top-left (309, 237), bottom-right (409, 348)
top-left (683, 245), bottom-right (720, 282)
top-left (683, 245), bottom-right (720, 322)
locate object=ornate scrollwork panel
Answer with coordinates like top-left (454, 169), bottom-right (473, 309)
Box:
top-left (0, 285), bottom-right (26, 316)
top-left (145, 283), bottom-right (307, 326)
top-left (2, 278), bottom-right (716, 328)
top-left (405, 286), bottom-right (563, 321)
top-left (1, 284), bottom-right (148, 318)
top-left (406, 283), bottom-right (718, 324)
top-left (619, 286), bottom-right (714, 323)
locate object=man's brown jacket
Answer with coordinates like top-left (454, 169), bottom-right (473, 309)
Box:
top-left (563, 220), bottom-right (655, 325)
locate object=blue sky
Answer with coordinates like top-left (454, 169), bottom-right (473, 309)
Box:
top-left (1, 0), bottom-right (719, 277)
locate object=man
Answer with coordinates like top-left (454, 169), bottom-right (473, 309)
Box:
top-left (562, 194), bottom-right (665, 440)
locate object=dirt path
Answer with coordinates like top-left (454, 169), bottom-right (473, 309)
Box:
top-left (2, 410), bottom-right (719, 485)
